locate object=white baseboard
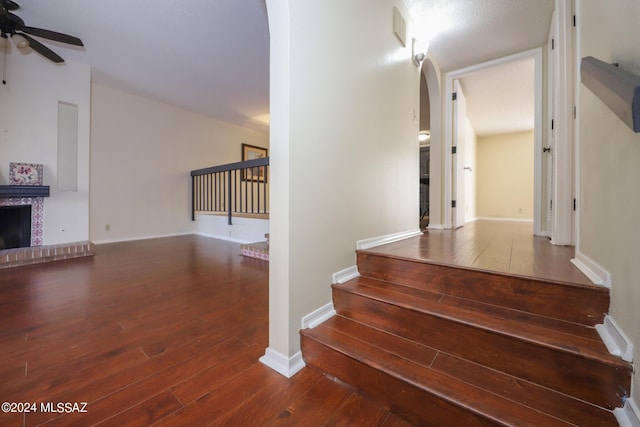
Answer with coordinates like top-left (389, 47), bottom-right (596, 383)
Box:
top-left (571, 251), bottom-right (611, 287)
top-left (332, 265), bottom-right (359, 284)
top-left (259, 348), bottom-right (305, 378)
top-left (356, 229), bottom-right (422, 250)
top-left (301, 302), bottom-right (336, 329)
top-left (195, 232), bottom-right (255, 244)
top-left (596, 315), bottom-right (634, 362)
top-left (615, 399), bottom-right (640, 427)
top-left (92, 232), bottom-right (192, 245)
top-left (474, 217), bottom-right (534, 223)
top-left (427, 223), bottom-right (444, 230)
top-left (92, 232), bottom-right (254, 246)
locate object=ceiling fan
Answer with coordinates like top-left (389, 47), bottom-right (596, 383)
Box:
top-left (0, 0), bottom-right (83, 63)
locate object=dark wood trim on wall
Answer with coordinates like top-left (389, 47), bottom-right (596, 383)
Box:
top-left (0, 185), bottom-right (50, 198)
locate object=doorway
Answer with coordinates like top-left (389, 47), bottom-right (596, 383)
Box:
top-left (419, 145), bottom-right (430, 229)
top-left (419, 65), bottom-right (431, 229)
top-left (420, 58), bottom-right (442, 229)
top-left (443, 48), bottom-right (544, 235)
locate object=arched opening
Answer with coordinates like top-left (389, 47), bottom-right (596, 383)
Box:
top-left (420, 58), bottom-right (443, 229)
top-left (419, 65), bottom-right (431, 228)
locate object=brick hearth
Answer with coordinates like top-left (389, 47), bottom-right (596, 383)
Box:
top-left (0, 241), bottom-right (94, 269)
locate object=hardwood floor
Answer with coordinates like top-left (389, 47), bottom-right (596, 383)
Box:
top-left (373, 219), bottom-right (591, 285)
top-left (0, 236), bottom-right (407, 427)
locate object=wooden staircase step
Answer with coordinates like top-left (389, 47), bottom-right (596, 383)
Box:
top-left (356, 251), bottom-right (610, 326)
top-left (304, 315), bottom-right (618, 426)
top-left (301, 320), bottom-right (581, 427)
top-left (240, 241), bottom-right (269, 261)
top-left (332, 277), bottom-right (631, 409)
top-left (339, 277), bottom-right (609, 357)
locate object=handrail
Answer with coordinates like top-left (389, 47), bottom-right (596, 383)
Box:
top-left (191, 157), bottom-right (269, 176)
top-left (191, 157), bottom-right (269, 225)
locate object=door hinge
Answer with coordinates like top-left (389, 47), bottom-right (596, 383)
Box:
top-left (573, 14), bottom-right (576, 27)
top-left (573, 198), bottom-right (577, 211)
top-left (551, 119), bottom-right (554, 130)
top-left (451, 200), bottom-right (457, 208)
top-left (452, 92), bottom-right (457, 101)
top-left (552, 38), bottom-right (555, 50)
top-left (574, 106), bottom-right (577, 119)
top-left (451, 146), bottom-right (457, 154)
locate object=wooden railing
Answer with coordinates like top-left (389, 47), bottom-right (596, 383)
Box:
top-left (191, 157), bottom-right (269, 225)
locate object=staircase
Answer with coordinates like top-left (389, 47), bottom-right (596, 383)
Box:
top-left (241, 233), bottom-right (269, 261)
top-left (300, 249), bottom-right (633, 426)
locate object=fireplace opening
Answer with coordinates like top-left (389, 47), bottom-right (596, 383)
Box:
top-left (0, 205), bottom-right (32, 250)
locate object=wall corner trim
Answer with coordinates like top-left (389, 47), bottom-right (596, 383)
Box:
top-left (259, 348), bottom-right (305, 378)
top-left (301, 302), bottom-right (336, 330)
top-left (357, 229), bottom-right (422, 250)
top-left (571, 251), bottom-right (611, 287)
top-left (614, 399), bottom-right (640, 427)
top-left (427, 223), bottom-right (445, 230)
top-left (332, 266), bottom-right (359, 284)
top-left (596, 315), bottom-right (634, 362)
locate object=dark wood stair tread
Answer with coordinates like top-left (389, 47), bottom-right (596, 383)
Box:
top-left (302, 320), bottom-right (588, 426)
top-left (308, 315), bottom-right (617, 426)
top-left (356, 252), bottom-right (609, 326)
top-left (334, 276), bottom-right (626, 368)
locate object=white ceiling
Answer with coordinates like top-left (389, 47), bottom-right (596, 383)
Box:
top-left (459, 58), bottom-right (536, 137)
top-left (406, 0), bottom-right (554, 137)
top-left (9, 0), bottom-right (554, 137)
top-left (11, 0), bottom-right (271, 133)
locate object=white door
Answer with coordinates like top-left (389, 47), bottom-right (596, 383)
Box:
top-left (452, 79), bottom-right (467, 228)
top-left (545, 10), bottom-right (557, 238)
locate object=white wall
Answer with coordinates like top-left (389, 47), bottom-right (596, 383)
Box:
top-left (266, 0), bottom-right (419, 364)
top-left (476, 131), bottom-right (534, 220)
top-left (90, 84), bottom-right (269, 243)
top-left (194, 215), bottom-right (269, 243)
top-left (578, 0), bottom-right (640, 408)
top-left (0, 51), bottom-right (91, 245)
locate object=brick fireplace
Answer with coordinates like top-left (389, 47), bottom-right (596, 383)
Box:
top-left (0, 196), bottom-right (44, 248)
top-left (0, 162), bottom-right (93, 269)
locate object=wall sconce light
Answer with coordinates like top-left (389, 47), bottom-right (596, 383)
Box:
top-left (418, 130), bottom-right (430, 143)
top-left (412, 38), bottom-right (426, 67)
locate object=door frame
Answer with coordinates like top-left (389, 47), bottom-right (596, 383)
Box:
top-left (442, 47), bottom-right (544, 233)
top-left (451, 79), bottom-right (467, 228)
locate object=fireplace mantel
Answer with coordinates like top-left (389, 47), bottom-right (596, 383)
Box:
top-left (0, 185), bottom-right (50, 198)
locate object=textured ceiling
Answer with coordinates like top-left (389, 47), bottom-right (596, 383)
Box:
top-left (405, 0), bottom-right (554, 71)
top-left (405, 0), bottom-right (554, 136)
top-left (9, 1), bottom-right (554, 137)
top-left (11, 0), bottom-right (270, 134)
top-left (459, 58), bottom-right (536, 137)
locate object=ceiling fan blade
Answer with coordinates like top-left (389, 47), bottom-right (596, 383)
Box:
top-left (20, 26), bottom-right (83, 46)
top-left (17, 32), bottom-right (64, 63)
top-left (1, 1), bottom-right (19, 11)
